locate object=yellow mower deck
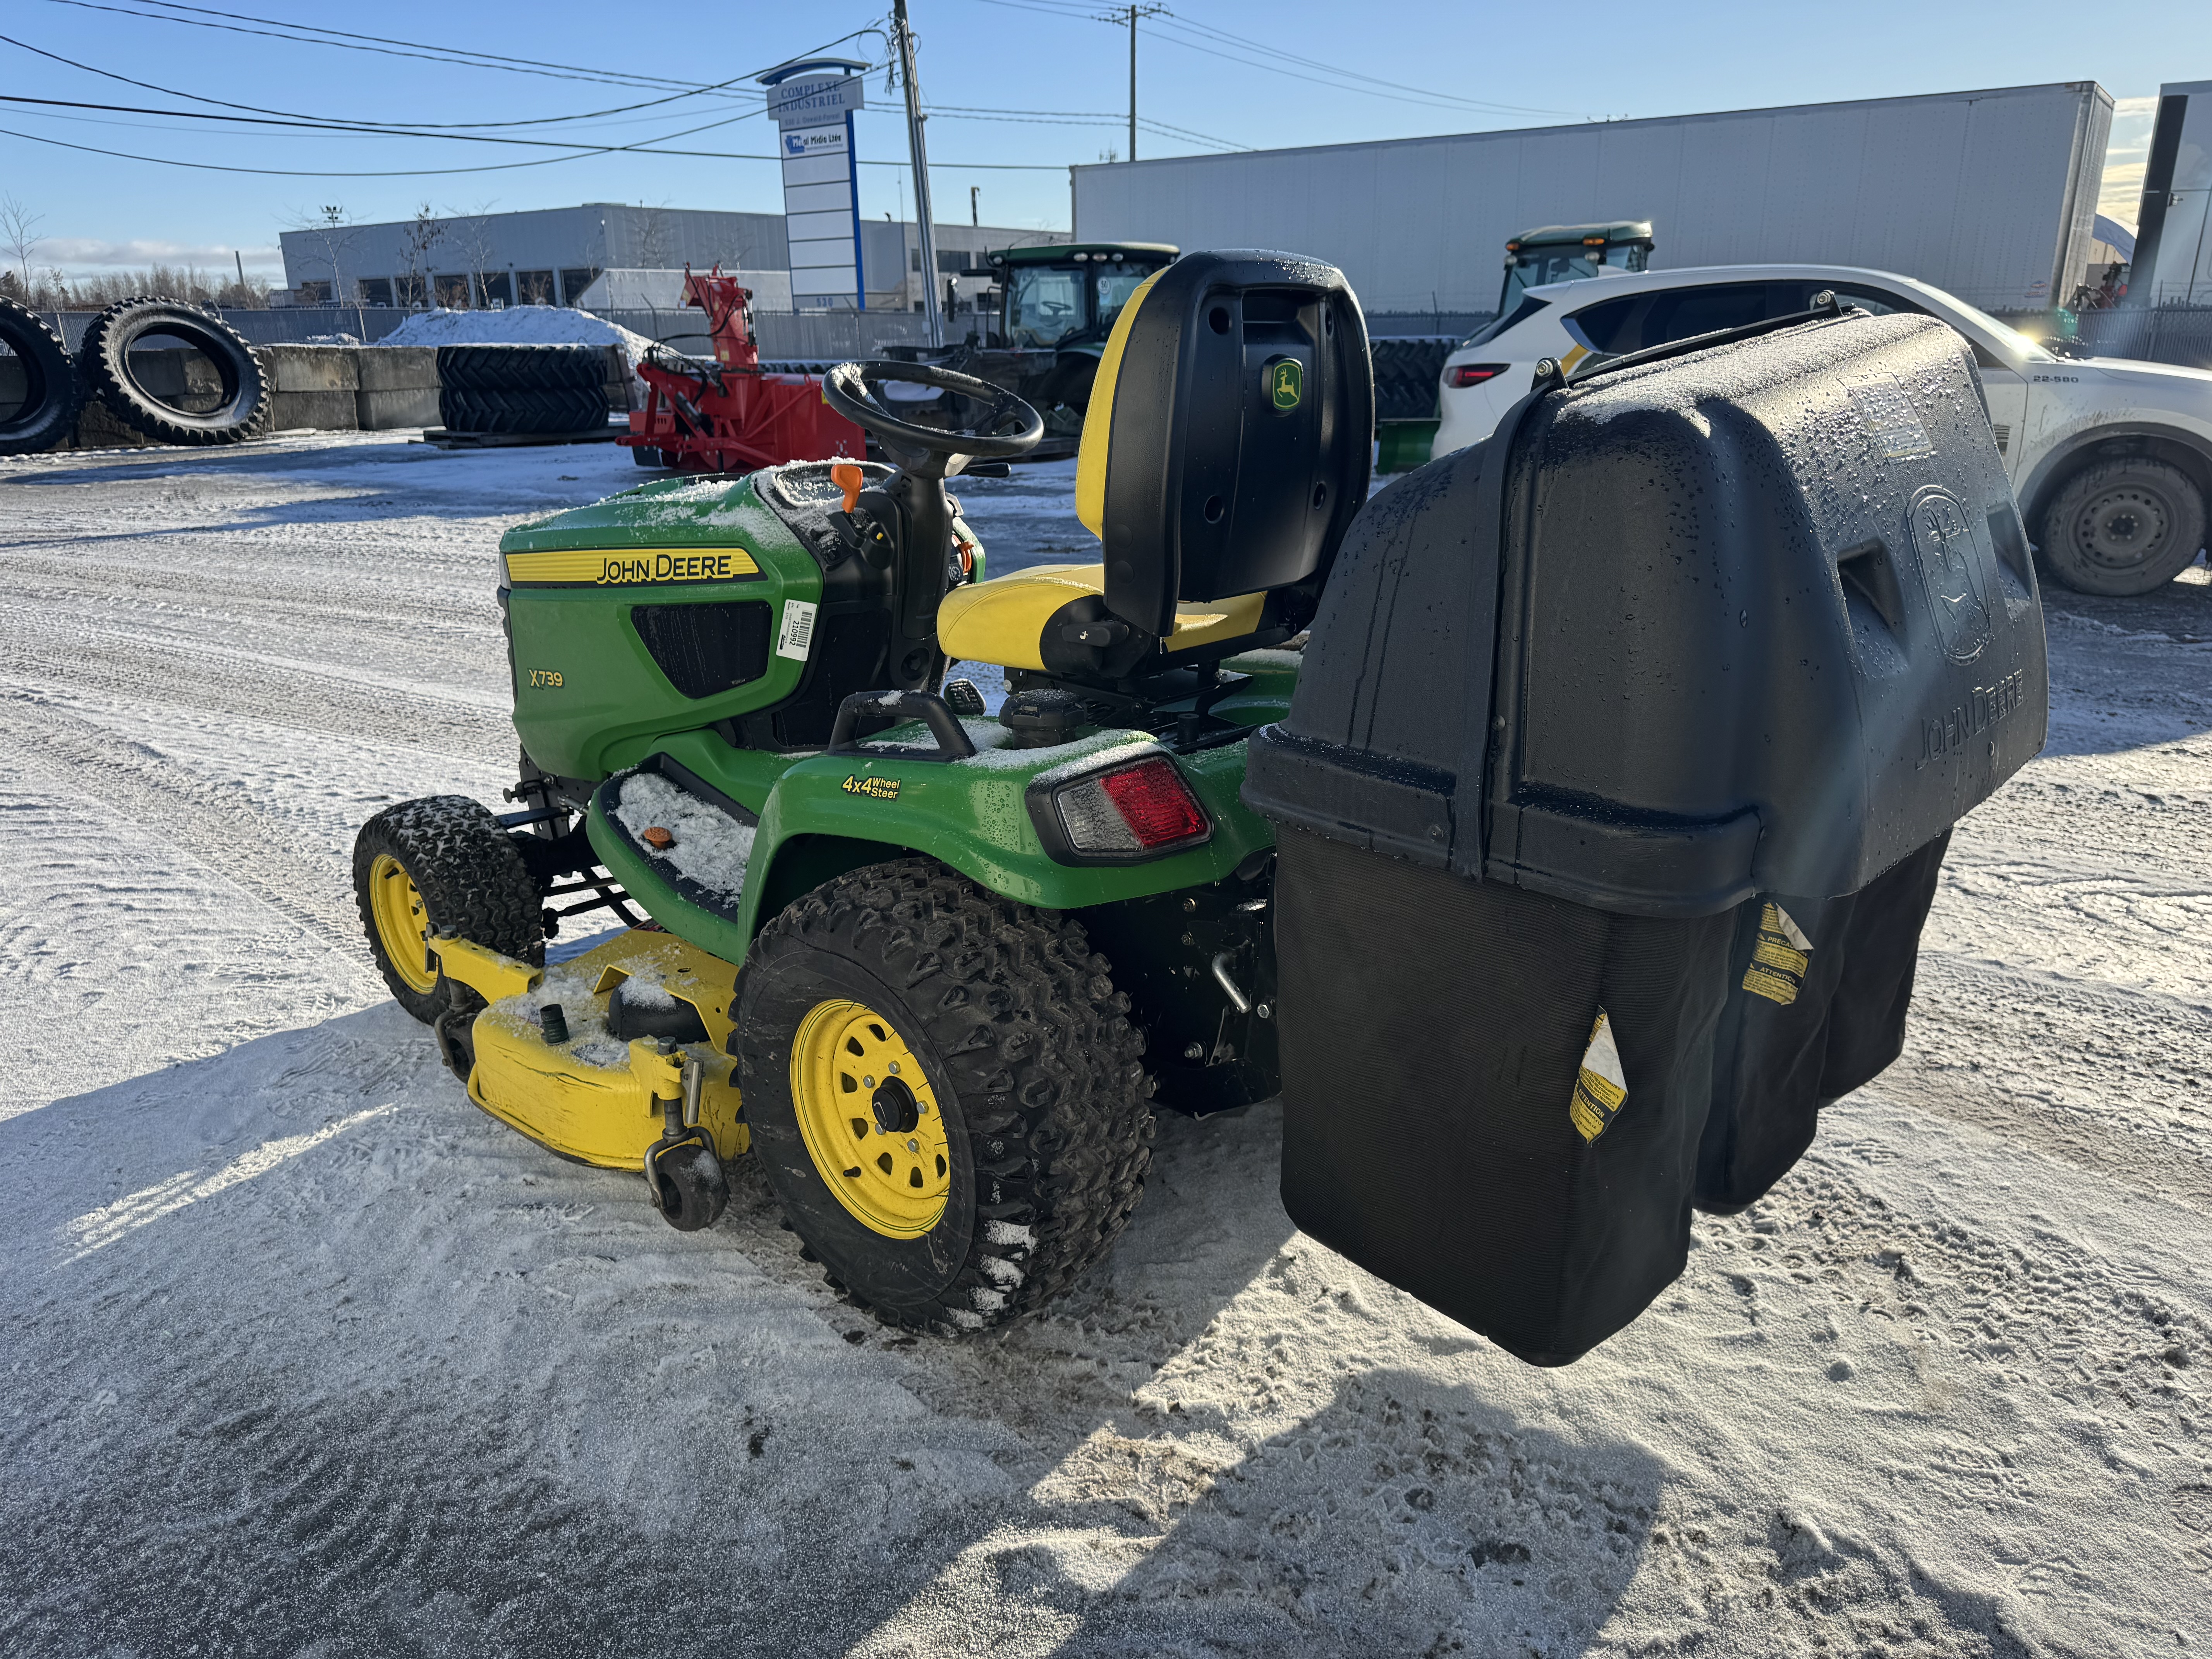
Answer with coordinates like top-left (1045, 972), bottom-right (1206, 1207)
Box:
top-left (431, 932), bottom-right (747, 1169)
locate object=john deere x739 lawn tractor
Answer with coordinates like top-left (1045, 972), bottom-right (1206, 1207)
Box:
top-left (358, 251), bottom-right (2046, 1360)
top-left (355, 252), bottom-right (1372, 1333)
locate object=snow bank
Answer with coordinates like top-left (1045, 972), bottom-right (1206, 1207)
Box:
top-left (375, 306), bottom-right (658, 369)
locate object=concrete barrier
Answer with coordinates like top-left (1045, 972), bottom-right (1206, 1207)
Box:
top-left (261, 344), bottom-right (359, 431)
top-left (356, 346), bottom-right (440, 428)
top-left (7, 342), bottom-right (613, 450)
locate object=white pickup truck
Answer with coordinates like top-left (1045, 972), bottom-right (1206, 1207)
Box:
top-left (1434, 264), bottom-right (2212, 596)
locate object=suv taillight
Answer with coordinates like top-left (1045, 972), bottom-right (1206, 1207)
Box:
top-left (1034, 755), bottom-right (1211, 863)
top-left (1446, 363), bottom-right (1506, 388)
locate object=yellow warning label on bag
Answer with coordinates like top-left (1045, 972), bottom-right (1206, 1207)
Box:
top-left (1569, 1008), bottom-right (1628, 1144)
top-left (1742, 903), bottom-right (1814, 1005)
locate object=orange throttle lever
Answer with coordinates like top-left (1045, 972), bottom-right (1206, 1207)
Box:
top-left (831, 461), bottom-right (865, 514)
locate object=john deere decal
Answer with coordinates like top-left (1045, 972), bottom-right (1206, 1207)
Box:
top-left (1269, 358), bottom-right (1303, 410)
top-left (503, 547), bottom-right (762, 587)
top-left (1569, 1009), bottom-right (1628, 1144)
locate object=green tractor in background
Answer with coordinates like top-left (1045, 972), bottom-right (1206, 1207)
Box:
top-left (354, 252), bottom-right (1371, 1334)
top-left (885, 241), bottom-right (1180, 456)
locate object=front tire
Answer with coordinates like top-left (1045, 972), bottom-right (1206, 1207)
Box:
top-left (2038, 458), bottom-right (2207, 595)
top-left (353, 795), bottom-right (544, 1023)
top-left (736, 859), bottom-right (1154, 1333)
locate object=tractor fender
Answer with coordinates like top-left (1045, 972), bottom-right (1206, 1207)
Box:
top-left (732, 738), bottom-right (1275, 946)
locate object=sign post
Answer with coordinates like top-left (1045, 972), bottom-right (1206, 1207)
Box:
top-left (760, 58), bottom-right (869, 313)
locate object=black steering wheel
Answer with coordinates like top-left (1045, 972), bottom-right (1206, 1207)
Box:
top-left (823, 360), bottom-right (1043, 474)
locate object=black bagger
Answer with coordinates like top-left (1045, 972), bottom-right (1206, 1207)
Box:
top-left (1244, 306), bottom-right (2048, 1365)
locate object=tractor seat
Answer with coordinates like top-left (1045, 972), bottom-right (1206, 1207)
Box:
top-left (937, 563), bottom-right (1264, 674)
top-left (936, 251), bottom-right (1371, 691)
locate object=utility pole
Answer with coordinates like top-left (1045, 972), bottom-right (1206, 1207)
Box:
top-left (1113, 4), bottom-right (1166, 162)
top-left (970, 185), bottom-right (979, 227)
top-left (891, 0), bottom-right (944, 348)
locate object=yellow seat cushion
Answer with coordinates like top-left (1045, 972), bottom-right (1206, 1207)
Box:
top-left (937, 564), bottom-right (1266, 673)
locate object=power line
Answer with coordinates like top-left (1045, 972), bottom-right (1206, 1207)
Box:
top-left (1149, 12), bottom-right (1582, 118)
top-left (0, 91), bottom-right (772, 150)
top-left (965, 0), bottom-right (1589, 122)
top-left (29, 0), bottom-right (726, 90)
top-left (0, 116), bottom-right (1077, 176)
top-left (0, 28), bottom-right (777, 127)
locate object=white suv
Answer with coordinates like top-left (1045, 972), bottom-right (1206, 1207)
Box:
top-left (1434, 264), bottom-right (2212, 596)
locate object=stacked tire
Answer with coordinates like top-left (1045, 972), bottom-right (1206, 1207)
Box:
top-left (0, 296), bottom-right (77, 454)
top-left (437, 344), bottom-right (612, 436)
top-left (1368, 337), bottom-right (1456, 422)
top-left (76, 297), bottom-right (270, 445)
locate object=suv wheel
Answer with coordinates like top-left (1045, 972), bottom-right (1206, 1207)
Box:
top-left (2038, 458), bottom-right (2207, 596)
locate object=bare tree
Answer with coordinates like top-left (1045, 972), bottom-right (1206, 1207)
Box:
top-left (0, 195), bottom-right (45, 295)
top-left (635, 203), bottom-right (674, 270)
top-left (445, 200), bottom-right (504, 307)
top-left (400, 204), bottom-right (445, 309)
top-left (285, 204), bottom-right (362, 304)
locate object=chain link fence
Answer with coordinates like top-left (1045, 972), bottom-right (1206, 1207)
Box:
top-left (2064, 305), bottom-right (2212, 370)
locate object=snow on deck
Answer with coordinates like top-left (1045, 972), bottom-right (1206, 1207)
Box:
top-left (2, 429), bottom-right (2209, 1654)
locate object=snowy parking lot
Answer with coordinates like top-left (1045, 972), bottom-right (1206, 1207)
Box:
top-left (3, 431), bottom-right (2210, 1657)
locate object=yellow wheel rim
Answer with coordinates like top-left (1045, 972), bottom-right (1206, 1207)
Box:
top-left (790, 998), bottom-right (951, 1239)
top-left (368, 852), bottom-right (437, 993)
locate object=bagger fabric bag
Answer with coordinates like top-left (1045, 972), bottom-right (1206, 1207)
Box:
top-left (1245, 306), bottom-right (2047, 1365)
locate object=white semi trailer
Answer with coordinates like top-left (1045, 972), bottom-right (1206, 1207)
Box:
top-left (1072, 82), bottom-right (2114, 321)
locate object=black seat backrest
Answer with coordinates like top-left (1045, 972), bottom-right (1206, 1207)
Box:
top-left (1075, 251), bottom-right (1374, 640)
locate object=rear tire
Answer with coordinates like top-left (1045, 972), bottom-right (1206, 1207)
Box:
top-left (353, 795), bottom-right (544, 1024)
top-left (2038, 458), bottom-right (2207, 595)
top-left (736, 858), bottom-right (1154, 1334)
top-left (0, 297), bottom-right (79, 454)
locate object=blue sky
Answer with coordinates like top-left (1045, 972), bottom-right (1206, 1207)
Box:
top-left (0, 0), bottom-right (2198, 282)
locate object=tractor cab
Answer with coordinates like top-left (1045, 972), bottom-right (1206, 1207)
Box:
top-left (983, 242), bottom-right (1181, 352)
top-left (904, 242), bottom-right (1180, 451)
top-left (1498, 220), bottom-right (1654, 314)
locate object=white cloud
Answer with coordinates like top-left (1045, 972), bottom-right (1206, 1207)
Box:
top-left (34, 237), bottom-right (284, 275)
top-left (2095, 96), bottom-right (2164, 235)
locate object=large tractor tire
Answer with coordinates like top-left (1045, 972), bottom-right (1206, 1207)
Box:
top-left (2038, 457), bottom-right (2207, 596)
top-left (76, 297), bottom-right (270, 445)
top-left (353, 795), bottom-right (544, 1025)
top-left (0, 297), bottom-right (79, 454)
top-left (736, 859), bottom-right (1154, 1334)
top-left (438, 384), bottom-right (608, 436)
top-left (435, 343), bottom-right (608, 393)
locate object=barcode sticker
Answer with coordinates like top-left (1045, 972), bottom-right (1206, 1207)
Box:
top-left (776, 599), bottom-right (817, 661)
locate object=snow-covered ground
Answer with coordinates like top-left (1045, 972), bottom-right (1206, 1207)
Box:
top-left (2, 431), bottom-right (2208, 1658)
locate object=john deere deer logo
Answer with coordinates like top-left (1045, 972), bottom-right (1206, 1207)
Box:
top-left (1907, 485), bottom-right (1991, 665)
top-left (1268, 358), bottom-right (1303, 410)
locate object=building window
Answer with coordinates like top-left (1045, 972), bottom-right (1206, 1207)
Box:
top-left (295, 280), bottom-right (332, 304)
top-left (358, 277), bottom-right (394, 307)
top-left (936, 249), bottom-right (969, 273)
top-left (517, 270), bottom-right (556, 306)
top-left (559, 267), bottom-right (601, 305)
top-left (433, 273), bottom-right (472, 309)
top-left (479, 271), bottom-right (513, 307)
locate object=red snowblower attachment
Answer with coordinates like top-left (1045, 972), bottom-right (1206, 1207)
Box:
top-left (621, 267), bottom-right (865, 473)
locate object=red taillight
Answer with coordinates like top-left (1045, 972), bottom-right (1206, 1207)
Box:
top-left (1042, 755), bottom-right (1212, 861)
top-left (1446, 362), bottom-right (1506, 389)
top-left (1098, 759), bottom-right (1208, 847)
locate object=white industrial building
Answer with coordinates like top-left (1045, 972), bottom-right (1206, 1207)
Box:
top-left (1072, 82), bottom-right (2115, 322)
top-left (278, 202), bottom-right (1066, 314)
